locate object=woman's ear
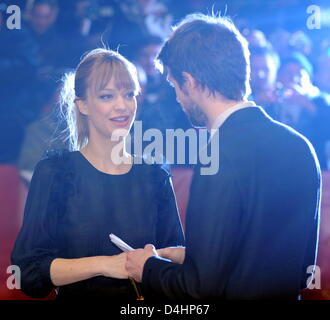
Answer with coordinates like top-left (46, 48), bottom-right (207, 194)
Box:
top-left (75, 99), bottom-right (89, 116)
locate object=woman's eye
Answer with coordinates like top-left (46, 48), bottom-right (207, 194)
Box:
top-left (126, 92), bottom-right (136, 99)
top-left (99, 94), bottom-right (114, 100)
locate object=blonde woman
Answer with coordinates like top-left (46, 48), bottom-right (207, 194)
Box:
top-left (11, 49), bottom-right (184, 300)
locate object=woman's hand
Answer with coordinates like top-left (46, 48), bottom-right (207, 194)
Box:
top-left (157, 246), bottom-right (185, 264)
top-left (101, 252), bottom-right (129, 279)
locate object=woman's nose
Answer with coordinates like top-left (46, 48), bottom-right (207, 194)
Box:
top-left (114, 96), bottom-right (129, 111)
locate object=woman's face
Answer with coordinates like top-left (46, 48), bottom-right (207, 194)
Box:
top-left (78, 76), bottom-right (137, 140)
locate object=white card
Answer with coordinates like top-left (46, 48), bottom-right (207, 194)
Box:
top-left (109, 233), bottom-right (134, 252)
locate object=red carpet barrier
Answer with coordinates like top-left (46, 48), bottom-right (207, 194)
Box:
top-left (0, 165), bottom-right (29, 299)
top-left (301, 171), bottom-right (330, 299)
top-left (0, 165), bottom-right (54, 300)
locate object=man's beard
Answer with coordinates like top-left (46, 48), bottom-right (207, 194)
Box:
top-left (181, 96), bottom-right (208, 128)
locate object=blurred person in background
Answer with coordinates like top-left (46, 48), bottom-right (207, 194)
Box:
top-left (103, 0), bottom-right (172, 60)
top-left (132, 35), bottom-right (192, 164)
top-left (168, 0), bottom-right (215, 22)
top-left (250, 45), bottom-right (280, 110)
top-left (0, 4), bottom-right (40, 164)
top-left (314, 53), bottom-right (330, 96)
top-left (244, 29), bottom-right (269, 48)
top-left (276, 53), bottom-right (330, 169)
top-left (26, 0), bottom-right (67, 123)
top-left (133, 36), bottom-right (166, 126)
top-left (26, 0), bottom-right (64, 74)
top-left (134, 36), bottom-right (164, 102)
top-left (289, 31), bottom-right (313, 58)
top-left (28, 0), bottom-right (58, 35)
top-left (18, 83), bottom-right (68, 184)
top-left (268, 28), bottom-right (292, 60)
top-left (56, 0), bottom-right (107, 68)
top-left (250, 45), bottom-right (330, 170)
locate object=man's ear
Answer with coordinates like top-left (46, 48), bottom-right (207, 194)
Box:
top-left (75, 99), bottom-right (89, 116)
top-left (182, 72), bottom-right (199, 90)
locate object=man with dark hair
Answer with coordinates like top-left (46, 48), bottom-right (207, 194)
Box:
top-left (126, 14), bottom-right (321, 300)
top-left (158, 14), bottom-right (251, 101)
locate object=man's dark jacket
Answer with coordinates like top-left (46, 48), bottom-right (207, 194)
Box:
top-left (142, 106), bottom-right (321, 300)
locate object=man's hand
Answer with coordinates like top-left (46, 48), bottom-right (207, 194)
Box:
top-left (157, 246), bottom-right (185, 264)
top-left (126, 244), bottom-right (158, 282)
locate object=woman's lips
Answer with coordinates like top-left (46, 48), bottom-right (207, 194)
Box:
top-left (109, 115), bottom-right (130, 127)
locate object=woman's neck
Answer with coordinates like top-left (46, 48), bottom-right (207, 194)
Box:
top-left (80, 138), bottom-right (133, 175)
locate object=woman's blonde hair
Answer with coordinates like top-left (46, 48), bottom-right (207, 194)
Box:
top-left (60, 48), bottom-right (140, 151)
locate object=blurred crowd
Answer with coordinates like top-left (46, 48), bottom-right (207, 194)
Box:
top-left (0, 0), bottom-right (330, 181)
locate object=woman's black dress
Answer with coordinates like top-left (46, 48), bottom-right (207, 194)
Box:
top-left (11, 150), bottom-right (185, 300)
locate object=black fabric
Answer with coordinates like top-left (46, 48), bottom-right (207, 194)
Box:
top-left (142, 107), bottom-right (321, 300)
top-left (11, 150), bottom-right (184, 299)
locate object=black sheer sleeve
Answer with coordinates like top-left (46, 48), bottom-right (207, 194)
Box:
top-left (11, 157), bottom-right (61, 298)
top-left (153, 165), bottom-right (185, 249)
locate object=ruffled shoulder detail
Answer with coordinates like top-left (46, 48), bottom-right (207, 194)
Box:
top-left (42, 148), bottom-right (70, 162)
top-left (39, 149), bottom-right (76, 214)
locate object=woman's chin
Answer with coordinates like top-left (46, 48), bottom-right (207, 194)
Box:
top-left (110, 128), bottom-right (130, 140)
